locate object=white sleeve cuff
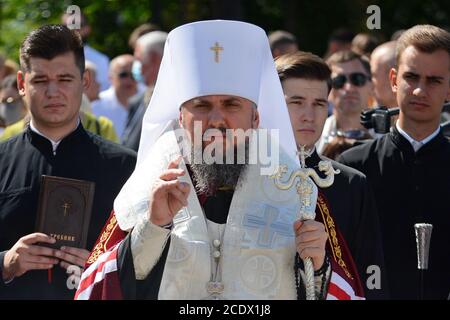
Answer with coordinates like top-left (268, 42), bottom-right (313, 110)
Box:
top-left (131, 218), bottom-right (171, 280)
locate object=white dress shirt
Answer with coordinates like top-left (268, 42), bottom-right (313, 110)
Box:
top-left (29, 118), bottom-right (80, 155)
top-left (396, 121), bottom-right (440, 152)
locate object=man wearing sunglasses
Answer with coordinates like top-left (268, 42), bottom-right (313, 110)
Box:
top-left (317, 50), bottom-right (373, 153)
top-left (92, 54), bottom-right (143, 139)
top-left (339, 25), bottom-right (450, 299)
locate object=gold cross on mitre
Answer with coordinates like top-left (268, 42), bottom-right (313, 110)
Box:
top-left (210, 42), bottom-right (223, 63)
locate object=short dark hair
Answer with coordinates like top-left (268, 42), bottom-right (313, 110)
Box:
top-left (20, 24), bottom-right (85, 75)
top-left (329, 28), bottom-right (355, 44)
top-left (128, 23), bottom-right (160, 49)
top-left (275, 51), bottom-right (332, 92)
top-left (326, 50), bottom-right (371, 76)
top-left (269, 30), bottom-right (297, 51)
top-left (396, 24), bottom-right (450, 66)
top-left (351, 33), bottom-right (381, 57)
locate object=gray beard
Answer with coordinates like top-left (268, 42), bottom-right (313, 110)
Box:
top-left (189, 143), bottom-right (249, 194)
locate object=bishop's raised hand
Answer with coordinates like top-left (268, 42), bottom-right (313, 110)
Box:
top-left (148, 157), bottom-right (191, 227)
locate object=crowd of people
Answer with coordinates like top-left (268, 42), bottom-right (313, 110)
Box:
top-left (0, 11), bottom-right (449, 301)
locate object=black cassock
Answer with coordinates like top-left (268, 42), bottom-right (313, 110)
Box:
top-left (116, 151), bottom-right (388, 300)
top-left (0, 124), bottom-right (136, 299)
top-left (338, 126), bottom-right (450, 299)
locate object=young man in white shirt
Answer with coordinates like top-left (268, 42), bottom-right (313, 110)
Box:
top-left (338, 24), bottom-right (450, 300)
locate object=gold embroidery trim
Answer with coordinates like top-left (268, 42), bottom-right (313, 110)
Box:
top-left (317, 195), bottom-right (353, 280)
top-left (87, 215), bottom-right (119, 264)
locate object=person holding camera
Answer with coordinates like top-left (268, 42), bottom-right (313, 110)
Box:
top-left (338, 25), bottom-right (450, 299)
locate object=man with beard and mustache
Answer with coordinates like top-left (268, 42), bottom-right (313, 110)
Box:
top-left (338, 25), bottom-right (450, 299)
top-left (187, 124), bottom-right (250, 197)
top-left (76, 20), bottom-right (365, 300)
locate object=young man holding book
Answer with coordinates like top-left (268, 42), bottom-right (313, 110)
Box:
top-left (0, 25), bottom-right (136, 299)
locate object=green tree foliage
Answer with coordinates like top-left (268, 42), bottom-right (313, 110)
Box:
top-left (0, 0), bottom-right (448, 63)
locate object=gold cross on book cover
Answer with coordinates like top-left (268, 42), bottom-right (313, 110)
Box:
top-left (35, 175), bottom-right (95, 249)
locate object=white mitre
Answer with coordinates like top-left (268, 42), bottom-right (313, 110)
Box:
top-left (114, 20), bottom-right (300, 231)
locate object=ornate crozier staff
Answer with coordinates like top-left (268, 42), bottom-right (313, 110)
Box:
top-left (270, 146), bottom-right (340, 300)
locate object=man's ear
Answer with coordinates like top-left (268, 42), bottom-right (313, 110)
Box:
top-left (389, 67), bottom-right (398, 94)
top-left (252, 109), bottom-right (260, 128)
top-left (179, 109), bottom-right (184, 127)
top-left (17, 71), bottom-right (26, 96)
top-left (82, 69), bottom-right (91, 91)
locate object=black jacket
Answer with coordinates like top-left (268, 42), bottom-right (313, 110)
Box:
top-left (0, 124), bottom-right (136, 299)
top-left (338, 127), bottom-right (450, 299)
